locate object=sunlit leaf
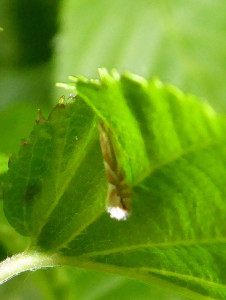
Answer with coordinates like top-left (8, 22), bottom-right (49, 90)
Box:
top-left (3, 70), bottom-right (226, 299)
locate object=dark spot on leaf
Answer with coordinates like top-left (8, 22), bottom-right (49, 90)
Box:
top-left (23, 180), bottom-right (42, 205)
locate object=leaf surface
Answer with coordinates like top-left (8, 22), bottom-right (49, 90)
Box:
top-left (3, 70), bottom-right (226, 299)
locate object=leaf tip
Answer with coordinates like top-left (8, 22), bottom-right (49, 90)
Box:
top-left (68, 75), bottom-right (78, 82)
top-left (98, 67), bottom-right (109, 78)
top-left (98, 68), bottom-right (117, 84)
top-left (56, 82), bottom-right (76, 91)
top-left (67, 93), bottom-right (76, 103)
top-left (58, 95), bottom-right (66, 107)
top-left (36, 109), bottom-right (47, 124)
top-left (123, 71), bottom-right (147, 87)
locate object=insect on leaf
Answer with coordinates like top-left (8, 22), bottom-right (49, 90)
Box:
top-left (98, 123), bottom-right (131, 220)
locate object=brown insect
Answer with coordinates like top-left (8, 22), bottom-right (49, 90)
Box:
top-left (98, 123), bottom-right (131, 220)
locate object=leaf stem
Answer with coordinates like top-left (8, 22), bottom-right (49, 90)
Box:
top-left (0, 251), bottom-right (56, 284)
top-left (0, 252), bottom-right (219, 300)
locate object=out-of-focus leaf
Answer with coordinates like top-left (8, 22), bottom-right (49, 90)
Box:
top-left (0, 267), bottom-right (188, 300)
top-left (0, 64), bottom-right (54, 154)
top-left (55, 0), bottom-right (226, 112)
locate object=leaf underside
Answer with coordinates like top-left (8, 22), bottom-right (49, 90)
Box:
top-left (3, 69), bottom-right (226, 299)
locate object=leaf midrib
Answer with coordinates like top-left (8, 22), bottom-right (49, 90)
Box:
top-left (32, 121), bottom-right (98, 242)
top-left (55, 118), bottom-right (97, 202)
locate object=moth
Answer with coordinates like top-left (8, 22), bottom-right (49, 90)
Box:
top-left (98, 123), bottom-right (131, 220)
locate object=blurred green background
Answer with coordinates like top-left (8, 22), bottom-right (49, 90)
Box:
top-left (0, 0), bottom-right (225, 299)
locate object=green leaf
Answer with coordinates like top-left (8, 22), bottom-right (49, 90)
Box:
top-left (3, 70), bottom-right (226, 299)
top-left (3, 97), bottom-right (104, 238)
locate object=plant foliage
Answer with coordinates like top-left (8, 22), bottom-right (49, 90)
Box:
top-left (2, 69), bottom-right (226, 299)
